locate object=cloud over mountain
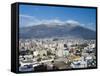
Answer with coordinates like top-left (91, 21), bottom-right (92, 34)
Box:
top-left (20, 14), bottom-right (84, 28)
top-left (19, 15), bottom-right (96, 39)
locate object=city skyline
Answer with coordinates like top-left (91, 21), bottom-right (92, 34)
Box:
top-left (18, 4), bottom-right (97, 72)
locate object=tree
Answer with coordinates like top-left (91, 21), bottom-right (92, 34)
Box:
top-left (47, 51), bottom-right (52, 55)
top-left (37, 58), bottom-right (41, 62)
top-left (43, 53), bottom-right (46, 56)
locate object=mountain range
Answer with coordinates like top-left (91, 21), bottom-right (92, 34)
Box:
top-left (19, 22), bottom-right (96, 39)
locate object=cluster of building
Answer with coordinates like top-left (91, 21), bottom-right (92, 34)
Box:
top-left (19, 38), bottom-right (96, 72)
